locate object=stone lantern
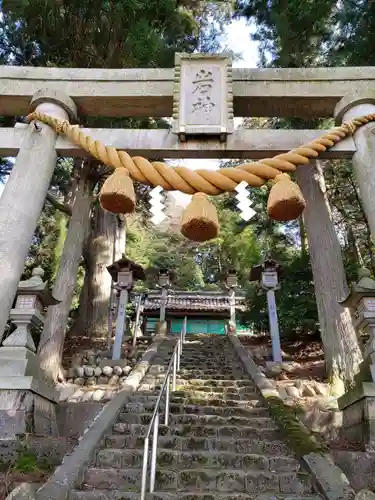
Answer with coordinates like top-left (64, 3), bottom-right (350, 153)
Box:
top-left (106, 257), bottom-right (145, 361)
top-left (249, 259), bottom-right (283, 363)
top-left (4, 268), bottom-right (58, 352)
top-left (0, 267), bottom-right (60, 438)
top-left (338, 268), bottom-right (375, 451)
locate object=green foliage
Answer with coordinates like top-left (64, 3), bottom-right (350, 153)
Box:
top-left (197, 198), bottom-right (260, 286)
top-left (13, 452), bottom-right (38, 473)
top-left (328, 0), bottom-right (375, 67)
top-left (23, 204), bottom-right (62, 282)
top-left (245, 254), bottom-right (318, 335)
top-left (235, 0), bottom-right (336, 67)
top-left (12, 449), bottom-right (52, 473)
top-left (126, 215), bottom-right (206, 290)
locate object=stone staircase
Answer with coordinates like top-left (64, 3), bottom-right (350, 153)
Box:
top-left (70, 335), bottom-right (323, 499)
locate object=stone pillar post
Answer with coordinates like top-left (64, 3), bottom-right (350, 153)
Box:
top-left (160, 287), bottom-right (168, 322)
top-left (0, 90), bottom-right (77, 341)
top-left (112, 288), bottom-right (130, 361)
top-left (334, 92), bottom-right (375, 239)
top-left (229, 289), bottom-right (236, 325)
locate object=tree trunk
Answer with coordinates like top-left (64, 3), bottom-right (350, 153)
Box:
top-left (299, 216), bottom-right (308, 258)
top-left (296, 161), bottom-right (363, 394)
top-left (37, 166), bottom-right (94, 383)
top-left (67, 235), bottom-right (91, 338)
top-left (84, 204), bottom-right (117, 338)
top-left (115, 215), bottom-right (127, 259)
top-left (347, 224), bottom-right (365, 268)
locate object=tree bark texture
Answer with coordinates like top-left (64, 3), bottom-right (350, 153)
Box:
top-left (115, 215), bottom-right (127, 260)
top-left (37, 169), bottom-right (94, 382)
top-left (84, 204), bottom-right (117, 338)
top-left (296, 161), bottom-right (363, 393)
top-left (299, 216), bottom-right (308, 258)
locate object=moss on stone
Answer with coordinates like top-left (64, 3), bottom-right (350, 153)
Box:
top-left (265, 395), bottom-right (328, 457)
top-left (180, 425), bottom-right (193, 436)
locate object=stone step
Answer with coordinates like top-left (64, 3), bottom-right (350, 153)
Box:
top-left (140, 375), bottom-right (254, 387)
top-left (113, 421), bottom-right (278, 439)
top-left (70, 338), bottom-right (322, 500)
top-left (131, 394), bottom-right (259, 407)
top-left (118, 408), bottom-right (272, 425)
top-left (180, 362), bottom-right (241, 365)
top-left (180, 361), bottom-right (240, 367)
top-left (149, 370), bottom-right (245, 378)
top-left (174, 388), bottom-right (257, 397)
top-left (180, 363), bottom-right (244, 369)
top-left (179, 366), bottom-right (244, 372)
top-left (71, 491), bottom-right (322, 500)
top-left (129, 389), bottom-right (257, 400)
top-left (181, 359), bottom-right (239, 364)
top-left (121, 402), bottom-right (267, 418)
top-left (176, 379), bottom-right (255, 387)
top-left (139, 383), bottom-right (256, 393)
top-left (172, 395), bottom-right (258, 406)
top-left (105, 435), bottom-right (291, 455)
top-left (149, 361), bottom-right (239, 370)
top-left (137, 385), bottom-right (160, 392)
top-left (180, 353), bottom-right (231, 357)
top-left (82, 467), bottom-right (312, 494)
top-left (118, 409), bottom-right (270, 426)
top-left (96, 448), bottom-right (298, 471)
top-left (176, 373), bottom-right (249, 380)
top-left (173, 385), bottom-right (257, 395)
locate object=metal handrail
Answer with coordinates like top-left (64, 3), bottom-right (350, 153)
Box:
top-left (140, 317), bottom-right (187, 499)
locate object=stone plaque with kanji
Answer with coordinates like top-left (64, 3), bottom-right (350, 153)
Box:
top-left (365, 298), bottom-right (375, 312)
top-left (172, 53), bottom-right (233, 140)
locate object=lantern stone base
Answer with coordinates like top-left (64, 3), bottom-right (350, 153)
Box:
top-left (338, 382), bottom-right (375, 451)
top-left (0, 390), bottom-right (58, 439)
top-left (0, 346), bottom-right (59, 439)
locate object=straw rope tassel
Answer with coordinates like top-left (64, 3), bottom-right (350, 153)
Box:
top-left (99, 168), bottom-right (136, 214)
top-left (180, 193), bottom-right (219, 242)
top-left (26, 112), bottom-right (375, 240)
top-left (267, 173), bottom-right (306, 221)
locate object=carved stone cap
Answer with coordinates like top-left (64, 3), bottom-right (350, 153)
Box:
top-left (19, 267), bottom-right (46, 291)
top-left (339, 268), bottom-right (375, 308)
top-left (355, 268), bottom-right (375, 292)
top-left (334, 90), bottom-right (375, 124)
top-left (18, 268), bottom-right (60, 306)
top-left (30, 88), bottom-right (78, 122)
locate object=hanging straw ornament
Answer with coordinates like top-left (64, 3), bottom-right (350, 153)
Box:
top-left (99, 168), bottom-right (136, 214)
top-left (180, 193), bottom-right (219, 242)
top-left (267, 173), bottom-right (306, 221)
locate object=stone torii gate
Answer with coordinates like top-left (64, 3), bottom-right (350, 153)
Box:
top-left (1, 54), bottom-right (375, 345)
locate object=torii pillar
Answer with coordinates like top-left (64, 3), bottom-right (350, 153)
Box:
top-left (0, 90), bottom-right (77, 341)
top-left (334, 92), bottom-right (375, 240)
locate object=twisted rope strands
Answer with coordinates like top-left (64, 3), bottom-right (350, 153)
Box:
top-left (26, 112), bottom-right (375, 195)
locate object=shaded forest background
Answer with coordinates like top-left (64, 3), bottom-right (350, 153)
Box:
top-left (0, 0), bottom-right (374, 388)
